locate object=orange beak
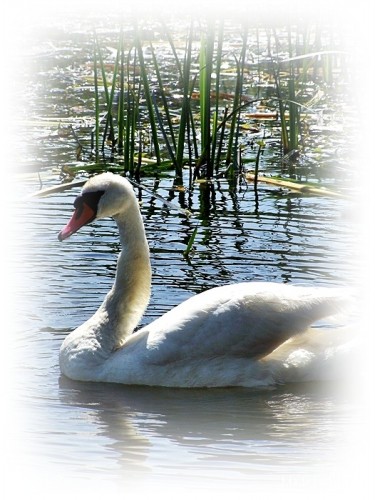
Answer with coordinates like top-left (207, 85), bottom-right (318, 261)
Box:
top-left (58, 202), bottom-right (96, 241)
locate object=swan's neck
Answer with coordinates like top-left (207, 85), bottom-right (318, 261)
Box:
top-left (99, 204), bottom-right (151, 350)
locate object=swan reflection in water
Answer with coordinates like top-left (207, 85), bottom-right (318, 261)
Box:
top-left (58, 374), bottom-right (357, 485)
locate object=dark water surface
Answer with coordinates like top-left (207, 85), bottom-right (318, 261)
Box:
top-left (9, 11), bottom-right (366, 499)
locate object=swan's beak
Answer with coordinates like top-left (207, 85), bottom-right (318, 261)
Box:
top-left (58, 203), bottom-right (96, 241)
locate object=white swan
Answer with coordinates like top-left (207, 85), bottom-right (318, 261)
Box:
top-left (58, 172), bottom-right (352, 387)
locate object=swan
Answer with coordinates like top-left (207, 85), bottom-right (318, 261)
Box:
top-left (58, 172), bottom-right (353, 387)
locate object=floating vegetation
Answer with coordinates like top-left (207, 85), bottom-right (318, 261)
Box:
top-left (246, 173), bottom-right (348, 198)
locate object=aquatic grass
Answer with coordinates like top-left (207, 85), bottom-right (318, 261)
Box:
top-left (146, 21), bottom-right (195, 180)
top-left (152, 90), bottom-right (177, 167)
top-left (225, 27), bottom-right (248, 175)
top-left (271, 22), bottom-right (346, 165)
top-left (215, 105), bottom-right (228, 173)
top-left (149, 42), bottom-right (177, 153)
top-left (93, 39), bottom-right (100, 160)
top-left (286, 27), bottom-right (299, 157)
top-left (272, 29), bottom-right (292, 156)
top-left (194, 22), bottom-right (251, 178)
top-left (124, 45), bottom-right (143, 177)
top-left (117, 28), bottom-right (126, 156)
top-left (198, 24), bottom-right (215, 171)
top-left (135, 29), bottom-right (161, 165)
top-left (94, 32), bottom-right (117, 153)
top-left (253, 138), bottom-right (265, 192)
top-left (91, 23), bottom-right (267, 179)
top-left (211, 20), bottom-right (224, 170)
top-left (82, 21), bottom-right (348, 194)
top-left (175, 22), bottom-right (194, 180)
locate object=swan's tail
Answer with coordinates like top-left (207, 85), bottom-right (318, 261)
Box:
top-left (301, 286), bottom-right (356, 323)
top-left (266, 324), bottom-right (359, 384)
top-left (264, 287), bottom-right (358, 384)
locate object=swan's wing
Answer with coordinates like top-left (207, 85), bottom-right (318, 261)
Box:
top-left (127, 282), bottom-right (350, 365)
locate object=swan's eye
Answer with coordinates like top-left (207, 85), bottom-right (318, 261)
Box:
top-left (83, 190), bottom-right (105, 209)
top-left (73, 195), bottom-right (84, 219)
top-left (74, 190), bottom-right (105, 220)
top-left (59, 190), bottom-right (106, 242)
top-left (74, 191), bottom-right (104, 212)
top-left (74, 196), bottom-right (83, 209)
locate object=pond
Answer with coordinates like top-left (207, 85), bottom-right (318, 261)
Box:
top-left (9, 8), bottom-right (366, 499)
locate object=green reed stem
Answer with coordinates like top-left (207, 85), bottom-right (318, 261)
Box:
top-left (215, 105), bottom-right (228, 171)
top-left (253, 138), bottom-right (265, 191)
top-left (149, 41), bottom-right (177, 152)
top-left (272, 29), bottom-right (289, 153)
top-left (287, 26), bottom-right (299, 153)
top-left (162, 21), bottom-right (183, 80)
top-left (93, 41), bottom-right (100, 160)
top-left (118, 29), bottom-right (125, 155)
top-left (225, 61), bottom-right (240, 166)
top-left (225, 27), bottom-right (248, 171)
top-left (104, 37), bottom-right (121, 151)
top-left (135, 31), bottom-right (161, 165)
top-left (288, 75), bottom-right (299, 152)
top-left (95, 33), bottom-right (114, 151)
top-left (124, 47), bottom-right (135, 172)
top-left (199, 25), bottom-right (214, 171)
top-left (176, 22), bottom-right (194, 178)
top-left (211, 19), bottom-right (224, 169)
top-left (152, 91), bottom-right (177, 166)
top-left (183, 225), bottom-right (198, 257)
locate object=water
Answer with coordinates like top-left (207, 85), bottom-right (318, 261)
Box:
top-left (11, 176), bottom-right (360, 496)
top-left (9, 12), bottom-right (365, 499)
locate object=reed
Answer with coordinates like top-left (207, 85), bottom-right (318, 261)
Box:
top-left (183, 225), bottom-right (198, 258)
top-left (211, 20), bottom-right (224, 169)
top-left (149, 42), bottom-right (177, 153)
top-left (226, 26), bottom-right (248, 173)
top-left (124, 46), bottom-right (138, 174)
top-left (95, 33), bottom-right (116, 153)
top-left (198, 24), bottom-right (214, 171)
top-left (135, 29), bottom-right (161, 165)
top-left (175, 21), bottom-right (194, 180)
top-left (93, 39), bottom-right (100, 160)
top-left (271, 25), bottom-right (343, 166)
top-left (87, 21), bottom-right (344, 188)
top-left (91, 23), bottom-right (257, 178)
top-left (117, 29), bottom-right (125, 156)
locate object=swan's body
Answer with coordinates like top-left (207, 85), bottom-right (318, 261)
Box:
top-left (58, 173), bottom-right (352, 387)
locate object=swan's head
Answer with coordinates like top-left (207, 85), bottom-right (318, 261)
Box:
top-left (58, 173), bottom-right (135, 241)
